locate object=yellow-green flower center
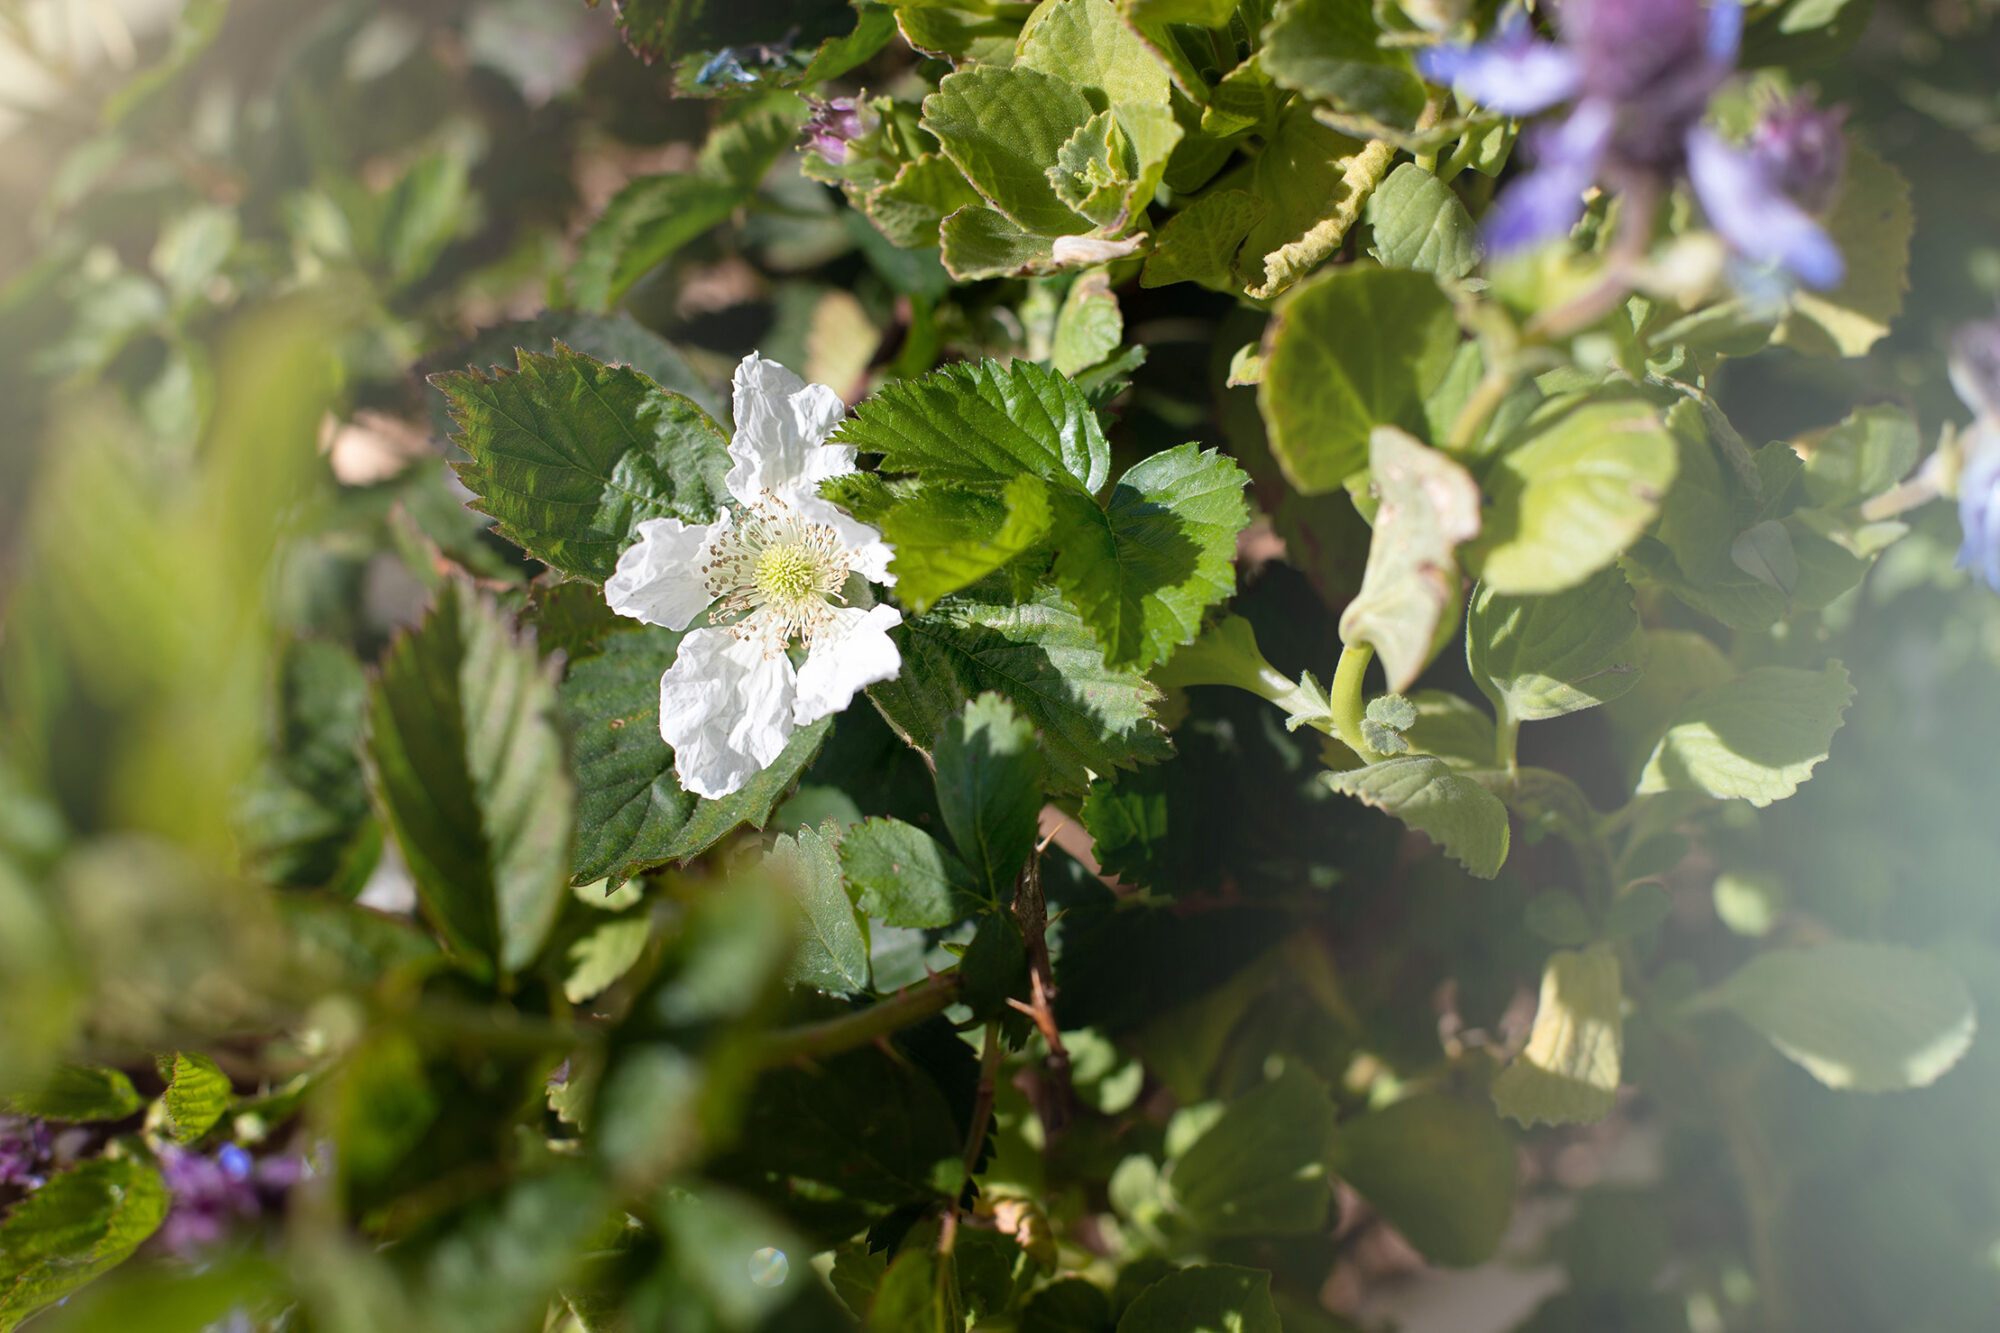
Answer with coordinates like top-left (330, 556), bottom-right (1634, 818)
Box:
top-left (756, 545), bottom-right (822, 604)
top-left (702, 502), bottom-right (851, 648)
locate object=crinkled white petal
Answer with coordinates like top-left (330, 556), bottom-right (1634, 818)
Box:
top-left (657, 627), bottom-right (798, 799)
top-left (604, 516), bottom-right (721, 630)
top-left (788, 491), bottom-right (897, 586)
top-left (724, 353), bottom-right (856, 508)
top-left (793, 604), bottom-right (903, 727)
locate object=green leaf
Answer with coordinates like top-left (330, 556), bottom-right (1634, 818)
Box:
top-left (769, 821), bottom-right (870, 995)
top-left (840, 818), bottom-right (983, 928)
top-left (1141, 190), bottom-right (1269, 290)
top-left (1798, 403), bottom-right (1920, 507)
top-left (1602, 882), bottom-right (1671, 941)
top-left (1491, 944), bottom-right (1623, 1127)
top-left (1366, 162), bottom-right (1480, 278)
top-left (1020, 0), bottom-right (1173, 110)
top-left (1774, 141), bottom-right (1912, 359)
top-left (868, 1250), bottom-right (962, 1332)
top-left (837, 358), bottom-right (1111, 493)
top-left (1691, 942), bottom-right (1976, 1092)
top-left (1526, 891), bottom-right (1593, 947)
top-left (1051, 444), bottom-right (1251, 668)
top-left (563, 917), bottom-right (653, 1004)
top-left (1052, 270), bottom-right (1125, 376)
top-left (960, 911), bottom-right (1032, 1022)
top-left (1636, 663), bottom-right (1854, 807)
top-left (883, 475), bottom-right (1056, 616)
top-left (1232, 107), bottom-right (1398, 298)
top-left (1322, 756), bottom-right (1510, 877)
top-left (924, 65), bottom-right (1096, 236)
top-left (434, 345), bottom-right (730, 582)
top-left (898, 5), bottom-right (1027, 63)
top-left (1339, 427), bottom-right (1482, 692)
top-left (1022, 1276), bottom-right (1113, 1332)
top-left (365, 583), bottom-right (574, 976)
top-left (939, 205), bottom-right (1064, 280)
top-left (1169, 1064), bottom-right (1334, 1235)
top-left (434, 312), bottom-right (722, 422)
top-left (1263, 0), bottom-right (1428, 128)
top-left (1328, 1095), bottom-right (1516, 1267)
top-left (1467, 566), bottom-right (1643, 724)
top-left (869, 588), bottom-right (1170, 795)
top-left (157, 1052), bottom-right (232, 1144)
top-left (1402, 689), bottom-right (1497, 768)
top-left (560, 624), bottom-right (833, 882)
top-left (867, 155), bottom-right (988, 250)
top-left (1470, 398), bottom-right (1679, 595)
top-left (1259, 265), bottom-right (1462, 493)
top-left (6, 1064), bottom-right (143, 1123)
top-left (0, 1159), bottom-right (169, 1331)
top-left (936, 694), bottom-right (1045, 901)
top-left (1114, 1264), bottom-right (1281, 1333)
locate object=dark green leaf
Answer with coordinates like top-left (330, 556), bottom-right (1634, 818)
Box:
top-left (1141, 190), bottom-right (1270, 291)
top-left (1170, 1064), bottom-right (1335, 1235)
top-left (1328, 1094), bottom-right (1516, 1266)
top-left (5, 1064), bottom-right (143, 1123)
top-left (881, 475), bottom-right (1056, 615)
top-left (935, 695), bottom-right (1044, 900)
top-left (1023, 1277), bottom-right (1114, 1333)
top-left (772, 821), bottom-right (870, 995)
top-left (0, 1159), bottom-right (169, 1331)
top-left (1114, 1264), bottom-right (1281, 1333)
top-left (1263, 0), bottom-right (1428, 128)
top-left (840, 818), bottom-right (983, 928)
top-left (960, 911), bottom-right (1031, 1022)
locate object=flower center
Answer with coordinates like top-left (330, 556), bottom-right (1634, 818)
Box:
top-left (702, 502), bottom-right (850, 648)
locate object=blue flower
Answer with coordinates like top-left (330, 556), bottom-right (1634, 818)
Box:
top-left (1950, 315), bottom-right (2000, 589)
top-left (1420, 0), bottom-right (1844, 289)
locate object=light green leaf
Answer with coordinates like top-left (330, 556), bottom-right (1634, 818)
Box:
top-left (924, 65), bottom-right (1096, 236)
top-left (868, 587), bottom-right (1171, 795)
top-left (366, 583), bottom-right (573, 977)
top-left (1151, 614), bottom-right (1334, 733)
top-left (882, 474), bottom-right (1057, 614)
top-left (561, 625), bottom-right (833, 883)
top-left (1329, 1095), bottom-right (1516, 1266)
top-left (1052, 444), bottom-right (1251, 668)
top-left (1263, 0), bottom-right (1428, 128)
top-left (898, 4), bottom-right (1026, 63)
top-left (839, 818), bottom-right (983, 928)
top-left (1491, 944), bottom-right (1623, 1126)
top-left (1774, 141), bottom-right (1912, 359)
top-left (1402, 689), bottom-right (1497, 768)
top-left (6, 1064), bottom-right (143, 1123)
top-left (1234, 106), bottom-right (1398, 298)
top-left (563, 917), bottom-right (652, 1004)
top-left (939, 204), bottom-right (1064, 280)
top-left (1322, 755), bottom-right (1510, 878)
top-left (837, 357), bottom-right (1111, 493)
top-left (772, 821), bottom-right (870, 995)
top-left (1471, 398), bottom-right (1679, 594)
top-left (1259, 265), bottom-right (1462, 493)
top-left (0, 1159), bottom-right (169, 1331)
top-left (433, 345), bottom-right (730, 583)
top-left (1020, 0), bottom-right (1172, 110)
top-left (1636, 662), bottom-right (1853, 807)
top-left (936, 694), bottom-right (1045, 901)
top-left (1141, 190), bottom-right (1269, 291)
top-left (1693, 942), bottom-right (1976, 1092)
top-left (1366, 162), bottom-right (1480, 278)
top-left (1467, 566), bottom-right (1643, 724)
top-left (1051, 270), bottom-right (1125, 375)
top-left (157, 1052), bottom-right (232, 1144)
top-left (867, 154), bottom-right (988, 250)
top-left (1798, 403), bottom-right (1920, 507)
top-left (1169, 1064), bottom-right (1334, 1235)
top-left (1122, 0), bottom-right (1236, 24)
top-left (1115, 1265), bottom-right (1281, 1333)
top-left (1339, 427), bottom-right (1482, 692)
top-left (1602, 629), bottom-right (1735, 784)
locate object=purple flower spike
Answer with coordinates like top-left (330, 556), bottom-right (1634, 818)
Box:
top-left (1483, 99), bottom-right (1614, 255)
top-left (0, 1116), bottom-right (51, 1189)
top-left (803, 97), bottom-right (876, 167)
top-left (1950, 314), bottom-right (2000, 420)
top-left (1417, 19), bottom-right (1580, 117)
top-left (157, 1144), bottom-right (302, 1257)
top-left (1686, 127), bottom-right (1844, 289)
top-left (1950, 315), bottom-right (2000, 591)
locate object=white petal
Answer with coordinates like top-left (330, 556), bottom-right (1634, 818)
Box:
top-left (725, 353), bottom-right (856, 507)
top-left (1052, 233), bottom-right (1146, 266)
top-left (604, 517), bottom-right (720, 630)
top-left (789, 491), bottom-right (897, 586)
top-left (794, 604), bottom-right (903, 727)
top-left (657, 627), bottom-right (798, 799)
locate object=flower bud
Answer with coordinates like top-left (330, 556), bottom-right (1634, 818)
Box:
top-left (803, 96), bottom-right (877, 168)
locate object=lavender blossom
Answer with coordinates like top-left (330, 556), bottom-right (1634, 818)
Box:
top-left (803, 97), bottom-right (876, 167)
top-left (157, 1144), bottom-right (302, 1257)
top-left (1951, 315), bottom-right (2000, 590)
top-left (1420, 0), bottom-right (1844, 288)
top-left (0, 1116), bottom-right (50, 1189)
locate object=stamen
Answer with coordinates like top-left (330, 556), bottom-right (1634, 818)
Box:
top-left (699, 500), bottom-right (851, 652)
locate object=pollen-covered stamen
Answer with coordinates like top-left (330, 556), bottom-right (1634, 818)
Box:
top-left (700, 501), bottom-right (851, 647)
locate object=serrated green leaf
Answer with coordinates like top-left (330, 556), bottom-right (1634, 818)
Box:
top-left (157, 1052), bottom-right (232, 1144)
top-left (924, 65), bottom-right (1096, 236)
top-left (0, 1159), bottom-right (169, 1331)
top-left (1169, 1064), bottom-right (1334, 1235)
top-left (1339, 427), bottom-right (1482, 692)
top-left (1467, 566), bottom-right (1643, 724)
top-left (772, 821), bottom-right (869, 995)
top-left (961, 910), bottom-right (1032, 1022)
top-left (1492, 944), bottom-right (1622, 1126)
top-left (1141, 190), bottom-right (1269, 290)
top-left (1774, 141), bottom-right (1911, 358)
top-left (1259, 265), bottom-right (1462, 492)
top-left (1114, 1264), bottom-right (1281, 1333)
top-left (867, 154), bottom-right (988, 250)
top-left (882, 475), bottom-right (1057, 614)
top-left (6, 1064), bottom-right (143, 1123)
top-left (1402, 689), bottom-right (1497, 768)
top-left (1366, 162), bottom-right (1480, 278)
top-left (366, 584), bottom-right (573, 977)
top-left (868, 1249), bottom-right (962, 1332)
top-left (1263, 0), bottom-right (1428, 128)
top-left (939, 204), bottom-right (1064, 280)
top-left (936, 694), bottom-right (1044, 901)
top-left (560, 625), bottom-right (832, 882)
top-left (1052, 270), bottom-right (1125, 375)
top-left (1329, 1095), bottom-right (1516, 1266)
top-left (867, 587), bottom-right (1171, 795)
top-left (564, 917), bottom-right (652, 1005)
top-left (1233, 106), bottom-right (1398, 298)
top-left (1020, 0), bottom-right (1172, 110)
top-left (1322, 755), bottom-right (1510, 877)
top-left (434, 346), bottom-right (730, 582)
top-left (1798, 403), bottom-right (1919, 507)
top-left (839, 818), bottom-right (983, 928)
top-left (434, 312), bottom-right (721, 423)
top-left (1637, 663), bottom-right (1853, 807)
top-left (839, 357), bottom-right (1111, 494)
top-left (1051, 444), bottom-right (1250, 668)
top-left (1471, 398), bottom-right (1679, 594)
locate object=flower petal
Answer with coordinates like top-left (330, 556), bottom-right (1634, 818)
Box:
top-left (658, 627), bottom-right (799, 799)
top-left (1958, 423), bottom-right (2000, 592)
top-left (793, 604), bottom-right (903, 727)
top-left (1483, 100), bottom-right (1612, 254)
top-left (788, 490), bottom-right (897, 586)
top-left (1686, 127), bottom-right (1845, 290)
top-left (1418, 24), bottom-right (1580, 117)
top-left (725, 353), bottom-right (856, 507)
top-left (605, 517), bottom-right (720, 630)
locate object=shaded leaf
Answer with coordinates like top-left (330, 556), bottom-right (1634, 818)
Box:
top-left (840, 818), bottom-right (983, 928)
top-left (1114, 1264), bottom-right (1281, 1333)
top-left (770, 821), bottom-right (869, 995)
top-left (1329, 1095), bottom-right (1516, 1266)
top-left (1169, 1064), bottom-right (1334, 1235)
top-left (936, 695), bottom-right (1044, 902)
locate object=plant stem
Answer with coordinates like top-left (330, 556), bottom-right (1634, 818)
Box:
top-left (1329, 643), bottom-right (1377, 761)
top-left (1495, 708), bottom-right (1521, 779)
top-left (756, 970), bottom-right (964, 1066)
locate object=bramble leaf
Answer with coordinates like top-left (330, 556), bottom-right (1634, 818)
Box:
top-left (839, 818), bottom-right (983, 928)
top-left (1169, 1064), bottom-right (1335, 1235)
top-left (0, 1159), bottom-right (169, 1330)
top-left (771, 821), bottom-right (869, 996)
top-left (935, 695), bottom-right (1044, 903)
top-left (1115, 1265), bottom-right (1281, 1333)
top-left (158, 1051), bottom-right (232, 1144)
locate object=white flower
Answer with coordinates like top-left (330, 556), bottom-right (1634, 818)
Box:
top-left (604, 354), bottom-right (901, 799)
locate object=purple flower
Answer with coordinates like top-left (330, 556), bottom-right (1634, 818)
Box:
top-left (157, 1144), bottom-right (301, 1257)
top-left (0, 1116), bottom-right (51, 1189)
top-left (1951, 315), bottom-right (2000, 590)
top-left (1750, 95), bottom-right (1848, 215)
top-left (803, 97), bottom-right (876, 167)
top-left (1419, 0), bottom-right (1844, 288)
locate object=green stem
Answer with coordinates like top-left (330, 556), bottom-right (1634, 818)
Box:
top-left (1495, 708), bottom-right (1520, 780)
top-left (757, 970), bottom-right (964, 1066)
top-left (1329, 643), bottom-right (1377, 761)
top-left (1432, 124), bottom-right (1487, 186)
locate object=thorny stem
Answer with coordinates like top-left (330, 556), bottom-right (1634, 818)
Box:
top-left (1009, 855), bottom-right (1072, 1135)
top-left (756, 969), bottom-right (964, 1066)
top-left (963, 1024), bottom-right (1002, 1183)
top-left (1329, 643), bottom-right (1377, 761)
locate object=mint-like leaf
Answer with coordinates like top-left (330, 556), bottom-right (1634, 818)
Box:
top-left (1323, 755), bottom-right (1510, 878)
